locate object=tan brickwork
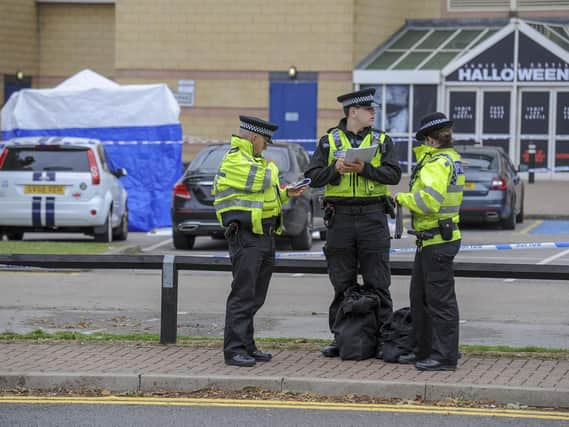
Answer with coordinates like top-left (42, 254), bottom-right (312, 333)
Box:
top-left (0, 0), bottom-right (38, 105)
top-left (116, 0), bottom-right (355, 72)
top-left (38, 3), bottom-right (115, 78)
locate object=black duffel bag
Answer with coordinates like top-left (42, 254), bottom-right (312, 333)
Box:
top-left (333, 286), bottom-right (381, 361)
top-left (381, 307), bottom-right (415, 363)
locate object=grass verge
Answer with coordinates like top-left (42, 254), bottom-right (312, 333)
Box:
top-left (0, 330), bottom-right (567, 358)
top-left (0, 241), bottom-right (124, 254)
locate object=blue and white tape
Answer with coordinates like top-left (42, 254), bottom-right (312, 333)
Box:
top-left (198, 241), bottom-right (569, 259)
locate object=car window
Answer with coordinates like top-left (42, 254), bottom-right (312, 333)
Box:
top-left (461, 153), bottom-right (498, 171)
top-left (188, 147), bottom-right (229, 173)
top-left (189, 145), bottom-right (291, 173)
top-left (1, 147), bottom-right (91, 172)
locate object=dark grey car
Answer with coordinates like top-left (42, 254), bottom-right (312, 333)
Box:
top-left (457, 146), bottom-right (524, 229)
top-left (171, 142), bottom-right (325, 250)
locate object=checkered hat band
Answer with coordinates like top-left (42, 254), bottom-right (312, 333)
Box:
top-left (342, 94), bottom-right (375, 107)
top-left (419, 118), bottom-right (450, 132)
top-left (240, 121), bottom-right (273, 138)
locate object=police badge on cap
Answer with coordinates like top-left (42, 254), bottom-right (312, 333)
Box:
top-left (239, 116), bottom-right (279, 143)
top-left (337, 88), bottom-right (378, 108)
top-left (415, 112), bottom-right (453, 141)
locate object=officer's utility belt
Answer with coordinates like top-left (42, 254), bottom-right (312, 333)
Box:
top-left (333, 203), bottom-right (384, 215)
top-left (408, 219), bottom-right (457, 242)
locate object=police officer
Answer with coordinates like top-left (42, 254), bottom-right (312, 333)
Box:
top-left (395, 112), bottom-right (465, 371)
top-left (305, 88), bottom-right (401, 358)
top-left (213, 116), bottom-right (306, 367)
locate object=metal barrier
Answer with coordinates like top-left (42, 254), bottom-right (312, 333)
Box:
top-left (1, 254), bottom-right (568, 344)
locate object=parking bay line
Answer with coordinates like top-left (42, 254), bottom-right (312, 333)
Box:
top-left (537, 247), bottom-right (569, 265)
top-left (519, 219), bottom-right (543, 234)
top-left (141, 239), bottom-right (172, 252)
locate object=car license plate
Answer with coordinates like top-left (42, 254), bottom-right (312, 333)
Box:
top-left (24, 185), bottom-right (65, 195)
top-left (464, 182), bottom-right (476, 190)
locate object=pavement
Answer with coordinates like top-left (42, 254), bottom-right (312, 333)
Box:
top-left (2, 176), bottom-right (569, 408)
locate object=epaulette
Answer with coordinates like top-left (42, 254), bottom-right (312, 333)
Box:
top-left (228, 147), bottom-right (239, 154)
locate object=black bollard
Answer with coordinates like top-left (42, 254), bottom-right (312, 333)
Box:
top-left (160, 255), bottom-right (178, 344)
top-left (528, 143), bottom-right (536, 184)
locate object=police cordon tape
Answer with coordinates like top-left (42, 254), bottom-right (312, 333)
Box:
top-left (193, 241), bottom-right (569, 259)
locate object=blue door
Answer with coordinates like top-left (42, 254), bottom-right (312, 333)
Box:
top-left (269, 81), bottom-right (317, 152)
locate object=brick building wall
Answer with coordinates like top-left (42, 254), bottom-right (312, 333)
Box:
top-left (0, 0), bottom-right (38, 105)
top-left (37, 3), bottom-right (115, 87)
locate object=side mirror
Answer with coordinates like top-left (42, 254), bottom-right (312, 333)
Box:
top-left (114, 167), bottom-right (128, 178)
top-left (517, 164), bottom-right (528, 173)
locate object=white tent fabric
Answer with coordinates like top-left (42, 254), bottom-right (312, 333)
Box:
top-left (1, 69), bottom-right (180, 133)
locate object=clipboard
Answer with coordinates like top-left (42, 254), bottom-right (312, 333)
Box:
top-left (343, 146), bottom-right (378, 163)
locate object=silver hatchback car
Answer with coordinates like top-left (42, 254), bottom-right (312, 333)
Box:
top-left (0, 137), bottom-right (128, 242)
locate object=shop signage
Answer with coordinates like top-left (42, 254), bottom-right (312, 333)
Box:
top-left (447, 32), bottom-right (569, 82)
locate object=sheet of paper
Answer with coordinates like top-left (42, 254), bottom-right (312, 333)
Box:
top-left (343, 146), bottom-right (378, 163)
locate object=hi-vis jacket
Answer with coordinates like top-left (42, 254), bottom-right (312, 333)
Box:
top-left (396, 145), bottom-right (464, 247)
top-left (325, 128), bottom-right (388, 198)
top-left (212, 136), bottom-right (289, 235)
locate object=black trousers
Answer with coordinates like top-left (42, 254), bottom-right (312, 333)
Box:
top-left (410, 240), bottom-right (461, 364)
top-left (224, 228), bottom-right (275, 358)
top-left (324, 206), bottom-right (392, 334)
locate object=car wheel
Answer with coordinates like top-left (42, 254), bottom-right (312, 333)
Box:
top-left (113, 211), bottom-right (129, 241)
top-left (290, 212), bottom-right (313, 250)
top-left (6, 231), bottom-right (24, 241)
top-left (94, 213), bottom-right (113, 243)
top-left (501, 200), bottom-right (516, 230)
top-left (516, 193), bottom-right (524, 223)
top-left (319, 230), bottom-right (327, 241)
top-left (173, 229), bottom-right (196, 250)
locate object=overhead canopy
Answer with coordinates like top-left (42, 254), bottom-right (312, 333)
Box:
top-left (1, 69), bottom-right (183, 231)
top-left (354, 18), bottom-right (569, 84)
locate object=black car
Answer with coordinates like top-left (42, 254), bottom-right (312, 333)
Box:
top-left (457, 146), bottom-right (524, 229)
top-left (171, 142), bottom-right (325, 250)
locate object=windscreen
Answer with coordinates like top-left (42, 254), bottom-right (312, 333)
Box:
top-left (2, 147), bottom-right (91, 172)
top-left (461, 153), bottom-right (498, 171)
top-left (188, 145), bottom-right (291, 173)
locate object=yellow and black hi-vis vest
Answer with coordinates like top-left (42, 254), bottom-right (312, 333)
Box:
top-left (325, 128), bottom-right (388, 198)
top-left (398, 145), bottom-right (465, 247)
top-left (212, 136), bottom-right (289, 235)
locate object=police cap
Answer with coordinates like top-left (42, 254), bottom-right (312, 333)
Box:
top-left (337, 88), bottom-right (378, 108)
top-left (239, 116), bottom-right (279, 143)
top-left (415, 112), bottom-right (453, 141)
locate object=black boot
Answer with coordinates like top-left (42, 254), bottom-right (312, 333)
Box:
top-left (322, 341), bottom-right (339, 357)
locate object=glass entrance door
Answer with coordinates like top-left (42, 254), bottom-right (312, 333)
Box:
top-left (518, 90), bottom-right (550, 172)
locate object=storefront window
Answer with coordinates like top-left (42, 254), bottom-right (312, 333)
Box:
top-left (521, 92), bottom-right (549, 135)
top-left (385, 85), bottom-right (409, 134)
top-left (449, 92), bottom-right (476, 134)
top-left (520, 139), bottom-right (548, 169)
top-left (413, 85), bottom-right (437, 131)
top-left (555, 141), bottom-right (569, 168)
top-left (483, 138), bottom-right (510, 154)
top-left (483, 92), bottom-right (510, 134)
top-left (556, 92), bottom-right (569, 135)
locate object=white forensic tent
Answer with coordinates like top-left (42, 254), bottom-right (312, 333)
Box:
top-left (1, 69), bottom-right (183, 231)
